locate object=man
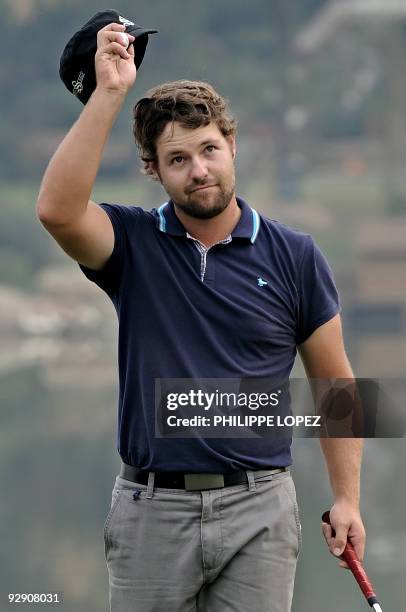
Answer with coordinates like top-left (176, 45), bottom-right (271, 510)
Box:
top-left (37, 21), bottom-right (365, 612)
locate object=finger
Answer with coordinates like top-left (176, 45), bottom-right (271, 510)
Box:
top-left (122, 33), bottom-right (135, 48)
top-left (350, 531), bottom-right (366, 563)
top-left (354, 543), bottom-right (365, 563)
top-left (322, 523), bottom-right (346, 561)
top-left (97, 23), bottom-right (126, 47)
top-left (104, 31), bottom-right (135, 48)
top-left (339, 560), bottom-right (351, 570)
top-left (101, 42), bottom-right (131, 60)
top-left (99, 22), bottom-right (126, 34)
top-left (321, 523), bottom-right (333, 546)
top-left (331, 525), bottom-right (349, 557)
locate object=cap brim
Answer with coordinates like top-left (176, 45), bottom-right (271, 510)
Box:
top-left (125, 26), bottom-right (158, 38)
top-left (125, 28), bottom-right (158, 70)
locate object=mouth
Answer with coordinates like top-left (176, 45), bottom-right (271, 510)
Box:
top-left (191, 185), bottom-right (217, 193)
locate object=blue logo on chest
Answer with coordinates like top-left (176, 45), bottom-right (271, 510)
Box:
top-left (257, 277), bottom-right (268, 287)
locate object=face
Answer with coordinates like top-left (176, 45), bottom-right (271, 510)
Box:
top-left (150, 121), bottom-right (236, 220)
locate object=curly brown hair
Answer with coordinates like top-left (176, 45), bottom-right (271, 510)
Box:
top-left (132, 79), bottom-right (237, 179)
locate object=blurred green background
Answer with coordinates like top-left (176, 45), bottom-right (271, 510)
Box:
top-left (1, 0), bottom-right (405, 610)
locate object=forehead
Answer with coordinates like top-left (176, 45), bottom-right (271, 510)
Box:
top-left (156, 121), bottom-right (225, 158)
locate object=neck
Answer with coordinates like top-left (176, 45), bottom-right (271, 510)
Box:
top-left (173, 195), bottom-right (241, 248)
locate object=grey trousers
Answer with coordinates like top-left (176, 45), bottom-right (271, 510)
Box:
top-left (104, 469), bottom-right (302, 612)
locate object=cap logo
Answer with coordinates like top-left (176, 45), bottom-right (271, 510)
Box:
top-left (119, 15), bottom-right (135, 26)
top-left (72, 71), bottom-right (85, 96)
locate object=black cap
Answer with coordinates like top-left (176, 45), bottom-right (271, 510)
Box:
top-left (59, 9), bottom-right (158, 104)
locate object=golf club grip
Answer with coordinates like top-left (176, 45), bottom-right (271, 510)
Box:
top-left (341, 540), bottom-right (376, 600)
top-left (321, 511), bottom-right (376, 601)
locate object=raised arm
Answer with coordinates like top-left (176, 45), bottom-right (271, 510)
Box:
top-left (36, 22), bottom-right (136, 270)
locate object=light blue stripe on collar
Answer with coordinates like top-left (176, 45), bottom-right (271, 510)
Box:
top-left (251, 208), bottom-right (260, 243)
top-left (157, 202), bottom-right (169, 232)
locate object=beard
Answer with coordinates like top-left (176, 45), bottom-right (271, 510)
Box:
top-left (171, 179), bottom-right (236, 220)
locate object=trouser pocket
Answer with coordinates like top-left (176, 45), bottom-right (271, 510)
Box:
top-left (281, 477), bottom-right (303, 557)
top-left (103, 488), bottom-right (123, 557)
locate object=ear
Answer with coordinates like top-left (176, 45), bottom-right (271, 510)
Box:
top-left (226, 134), bottom-right (236, 160)
top-left (147, 160), bottom-right (162, 183)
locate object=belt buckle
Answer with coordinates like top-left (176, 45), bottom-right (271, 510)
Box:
top-left (184, 473), bottom-right (225, 490)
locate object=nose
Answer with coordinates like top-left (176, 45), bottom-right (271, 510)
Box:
top-left (189, 156), bottom-right (209, 182)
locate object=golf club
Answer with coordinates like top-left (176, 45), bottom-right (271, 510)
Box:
top-left (322, 511), bottom-right (383, 611)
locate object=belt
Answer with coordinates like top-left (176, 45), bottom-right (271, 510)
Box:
top-left (120, 462), bottom-right (288, 491)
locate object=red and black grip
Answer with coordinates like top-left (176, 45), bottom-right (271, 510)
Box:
top-left (321, 511), bottom-right (379, 608)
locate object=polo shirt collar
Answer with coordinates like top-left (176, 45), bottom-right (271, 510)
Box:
top-left (156, 196), bottom-right (260, 244)
top-left (231, 197), bottom-right (261, 243)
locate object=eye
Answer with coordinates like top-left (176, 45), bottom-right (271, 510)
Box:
top-left (171, 156), bottom-right (184, 165)
top-left (206, 145), bottom-right (216, 153)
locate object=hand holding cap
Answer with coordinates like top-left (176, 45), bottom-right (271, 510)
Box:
top-left (59, 9), bottom-right (158, 104)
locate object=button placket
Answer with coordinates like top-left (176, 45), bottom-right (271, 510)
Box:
top-left (187, 233), bottom-right (232, 283)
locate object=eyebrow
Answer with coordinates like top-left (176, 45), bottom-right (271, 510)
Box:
top-left (164, 139), bottom-right (222, 160)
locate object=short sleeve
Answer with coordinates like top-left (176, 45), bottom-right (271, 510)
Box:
top-left (296, 235), bottom-right (341, 345)
top-left (78, 203), bottom-right (128, 299)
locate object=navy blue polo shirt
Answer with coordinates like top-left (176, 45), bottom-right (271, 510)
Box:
top-left (79, 196), bottom-right (341, 472)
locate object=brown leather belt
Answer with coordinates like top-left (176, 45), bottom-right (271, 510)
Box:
top-left (120, 462), bottom-right (288, 491)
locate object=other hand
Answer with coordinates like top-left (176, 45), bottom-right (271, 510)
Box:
top-left (322, 501), bottom-right (366, 569)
